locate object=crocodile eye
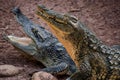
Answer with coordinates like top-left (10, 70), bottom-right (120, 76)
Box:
top-left (70, 16), bottom-right (78, 23)
top-left (64, 14), bottom-right (78, 23)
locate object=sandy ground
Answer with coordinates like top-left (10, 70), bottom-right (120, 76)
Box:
top-left (0, 0), bottom-right (120, 80)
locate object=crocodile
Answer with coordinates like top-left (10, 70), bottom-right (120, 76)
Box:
top-left (3, 7), bottom-right (77, 76)
top-left (36, 5), bottom-right (120, 80)
top-left (111, 45), bottom-right (120, 50)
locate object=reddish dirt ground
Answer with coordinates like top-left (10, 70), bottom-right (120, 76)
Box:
top-left (0, 0), bottom-right (120, 80)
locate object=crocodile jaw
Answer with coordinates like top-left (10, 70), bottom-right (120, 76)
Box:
top-left (7, 35), bottom-right (33, 46)
top-left (3, 34), bottom-right (37, 56)
top-left (37, 5), bottom-right (79, 34)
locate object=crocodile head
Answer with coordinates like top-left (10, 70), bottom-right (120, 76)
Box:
top-left (37, 5), bottom-right (86, 67)
top-left (37, 5), bottom-right (78, 34)
top-left (3, 7), bottom-right (52, 58)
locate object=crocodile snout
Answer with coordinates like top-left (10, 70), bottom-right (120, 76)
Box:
top-left (11, 7), bottom-right (21, 15)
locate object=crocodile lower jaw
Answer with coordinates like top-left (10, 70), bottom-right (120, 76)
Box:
top-left (6, 35), bottom-right (33, 46)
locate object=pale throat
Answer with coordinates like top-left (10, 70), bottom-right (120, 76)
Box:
top-left (50, 26), bottom-right (77, 64)
top-left (42, 21), bottom-right (77, 64)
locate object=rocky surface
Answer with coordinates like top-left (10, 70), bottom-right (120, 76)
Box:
top-left (32, 71), bottom-right (58, 80)
top-left (0, 65), bottom-right (23, 77)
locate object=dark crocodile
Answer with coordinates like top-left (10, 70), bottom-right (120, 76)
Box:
top-left (3, 7), bottom-right (76, 76)
top-left (112, 45), bottom-right (120, 50)
top-left (36, 5), bottom-right (120, 80)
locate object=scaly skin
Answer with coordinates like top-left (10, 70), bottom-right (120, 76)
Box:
top-left (3, 7), bottom-right (76, 76)
top-left (112, 45), bottom-right (120, 50)
top-left (36, 5), bottom-right (120, 80)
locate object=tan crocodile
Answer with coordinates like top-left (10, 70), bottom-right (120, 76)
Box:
top-left (37, 5), bottom-right (120, 80)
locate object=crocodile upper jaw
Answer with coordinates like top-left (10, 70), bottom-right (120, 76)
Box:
top-left (37, 5), bottom-right (79, 34)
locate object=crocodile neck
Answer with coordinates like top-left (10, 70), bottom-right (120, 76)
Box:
top-left (49, 20), bottom-right (120, 79)
top-left (53, 21), bottom-right (109, 68)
